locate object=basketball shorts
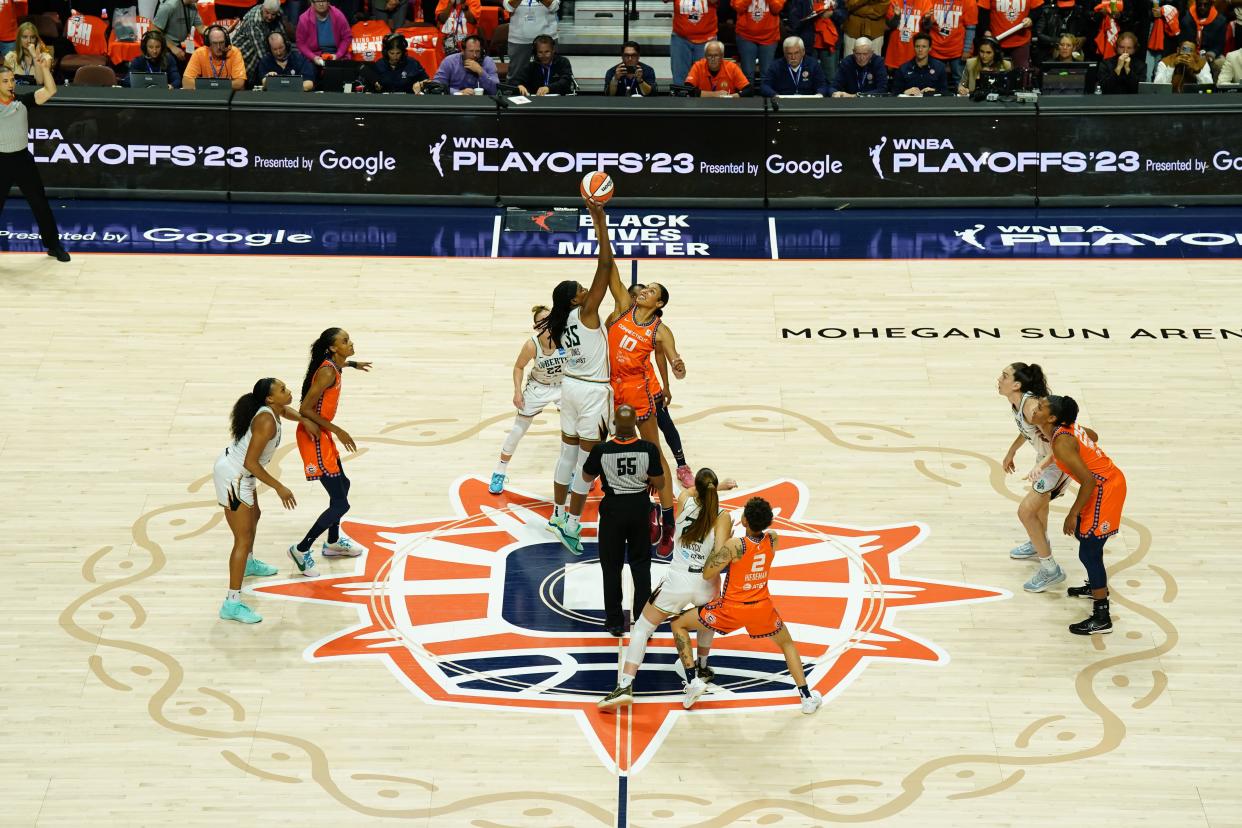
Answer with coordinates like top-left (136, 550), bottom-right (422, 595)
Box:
top-left (699, 597), bottom-right (784, 639)
top-left (611, 372), bottom-right (658, 421)
top-left (518, 380), bottom-right (561, 418)
top-left (650, 568), bottom-right (719, 615)
top-left (1076, 471), bottom-right (1126, 539)
top-left (213, 452), bottom-right (256, 510)
top-left (560, 376), bottom-right (612, 440)
top-left (297, 423), bottom-right (341, 481)
top-left (1032, 464), bottom-right (1070, 499)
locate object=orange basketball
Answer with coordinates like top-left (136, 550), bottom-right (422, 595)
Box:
top-left (580, 171), bottom-right (615, 204)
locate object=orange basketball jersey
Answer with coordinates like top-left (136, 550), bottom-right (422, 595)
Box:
top-left (311, 359), bottom-right (342, 421)
top-left (607, 308), bottom-right (659, 380)
top-left (1052, 424), bottom-right (1120, 482)
top-left (721, 532), bottom-right (774, 603)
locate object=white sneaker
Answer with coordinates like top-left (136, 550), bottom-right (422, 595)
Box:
top-left (322, 534), bottom-right (367, 557)
top-left (801, 690), bottom-right (823, 715)
top-left (288, 544), bottom-right (320, 578)
top-left (1024, 563), bottom-right (1066, 593)
top-left (1010, 541), bottom-right (1037, 560)
top-left (682, 677), bottom-right (708, 709)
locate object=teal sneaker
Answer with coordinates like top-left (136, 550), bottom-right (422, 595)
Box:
top-left (489, 473), bottom-right (506, 495)
top-left (555, 520), bottom-right (584, 556)
top-left (244, 557), bottom-right (278, 577)
top-left (1024, 563), bottom-right (1066, 593)
top-left (547, 512), bottom-right (565, 534)
top-left (1010, 541), bottom-right (1037, 560)
top-left (220, 598), bottom-right (262, 624)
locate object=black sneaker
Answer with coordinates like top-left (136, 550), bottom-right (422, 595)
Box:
top-left (47, 247), bottom-right (71, 262)
top-left (1067, 582), bottom-right (1094, 599)
top-left (1069, 600), bottom-right (1112, 635)
top-left (597, 684), bottom-right (633, 710)
top-left (698, 664), bottom-right (716, 684)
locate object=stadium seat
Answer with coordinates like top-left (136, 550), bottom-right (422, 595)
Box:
top-left (72, 64), bottom-right (117, 85)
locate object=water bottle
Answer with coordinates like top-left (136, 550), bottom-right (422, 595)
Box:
top-left (1093, 81), bottom-right (1102, 95)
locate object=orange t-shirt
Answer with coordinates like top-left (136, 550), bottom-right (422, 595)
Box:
top-left (350, 19), bottom-right (391, 61)
top-left (671, 0), bottom-right (718, 43)
top-left (0, 0), bottom-right (17, 42)
top-left (182, 44), bottom-right (246, 84)
top-left (928, 0), bottom-right (977, 59)
top-left (978, 0), bottom-right (1041, 47)
top-left (65, 14), bottom-right (108, 56)
top-left (733, 0), bottom-right (786, 44)
top-left (813, 0), bottom-right (841, 49)
top-left (685, 56), bottom-right (750, 90)
top-left (436, 0), bottom-right (483, 36)
top-left (721, 532), bottom-right (774, 603)
top-left (885, 0), bottom-right (933, 68)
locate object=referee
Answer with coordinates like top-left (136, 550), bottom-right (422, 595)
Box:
top-left (581, 404), bottom-right (665, 637)
top-left (0, 47), bottom-right (70, 262)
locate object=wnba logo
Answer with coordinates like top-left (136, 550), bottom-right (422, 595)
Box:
top-left (252, 477), bottom-right (1008, 773)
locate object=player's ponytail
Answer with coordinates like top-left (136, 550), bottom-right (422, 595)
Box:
top-left (1046, 394), bottom-right (1079, 428)
top-left (301, 327), bottom-right (342, 402)
top-left (230, 378), bottom-right (276, 442)
top-left (680, 468), bottom-right (720, 546)
top-left (1011, 362), bottom-right (1049, 397)
top-left (537, 281), bottom-right (578, 348)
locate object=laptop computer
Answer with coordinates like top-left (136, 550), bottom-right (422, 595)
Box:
top-left (1040, 62), bottom-right (1091, 95)
top-left (1138, 81), bottom-right (1171, 94)
top-left (129, 71), bottom-right (167, 89)
top-left (195, 77), bottom-right (229, 90)
top-left (320, 60), bottom-right (359, 92)
top-left (264, 75), bottom-right (301, 91)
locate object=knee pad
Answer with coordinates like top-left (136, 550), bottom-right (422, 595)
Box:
top-left (570, 467), bottom-right (592, 496)
top-left (554, 441), bottom-right (578, 487)
top-left (501, 415), bottom-right (533, 457)
top-left (623, 614), bottom-right (658, 666)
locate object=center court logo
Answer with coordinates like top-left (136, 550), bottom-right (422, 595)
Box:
top-left (252, 478), bottom-right (1007, 773)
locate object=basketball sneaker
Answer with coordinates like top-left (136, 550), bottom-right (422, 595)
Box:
top-left (1023, 563), bottom-right (1066, 593)
top-left (555, 520), bottom-right (584, 556)
top-left (244, 557), bottom-right (278, 577)
top-left (1067, 582), bottom-right (1094, 599)
top-left (682, 676), bottom-right (708, 709)
top-left (675, 465), bottom-right (694, 489)
top-left (488, 473), bottom-right (506, 495)
top-left (698, 664), bottom-right (716, 684)
top-left (801, 690), bottom-right (823, 715)
top-left (656, 525), bottom-right (675, 559)
top-left (1010, 541), bottom-right (1037, 560)
top-left (649, 502), bottom-right (662, 543)
top-left (1069, 600), bottom-right (1112, 635)
top-left (219, 598), bottom-right (262, 624)
top-left (546, 513), bottom-right (566, 534)
top-left (322, 534), bottom-right (366, 557)
top-left (597, 684), bottom-right (634, 710)
top-left (288, 544), bottom-right (320, 578)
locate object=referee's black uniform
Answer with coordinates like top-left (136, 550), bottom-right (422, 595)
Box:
top-left (583, 435), bottom-right (662, 632)
top-left (1, 76), bottom-right (68, 261)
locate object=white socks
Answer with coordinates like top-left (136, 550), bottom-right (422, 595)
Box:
top-left (618, 674), bottom-right (634, 688)
top-left (1039, 555), bottom-right (1059, 573)
top-left (226, 589), bottom-right (241, 602)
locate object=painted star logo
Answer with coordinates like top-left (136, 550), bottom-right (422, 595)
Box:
top-left (252, 478), bottom-right (1007, 774)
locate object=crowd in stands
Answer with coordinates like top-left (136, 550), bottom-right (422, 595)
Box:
top-left (3, 0), bottom-right (1240, 95)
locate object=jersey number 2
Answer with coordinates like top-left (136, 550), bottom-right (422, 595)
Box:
top-left (750, 553), bottom-right (767, 573)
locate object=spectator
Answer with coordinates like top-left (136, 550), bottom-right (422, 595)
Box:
top-left (372, 0), bottom-right (411, 30)
top-left (1153, 36), bottom-right (1213, 85)
top-left (152, 0), bottom-right (206, 64)
top-left (665, 0), bottom-right (718, 89)
top-left (684, 38), bottom-right (752, 94)
top-left (734, 0), bottom-right (786, 82)
top-left (183, 24), bottom-right (246, 88)
top-left (4, 22), bottom-right (53, 84)
top-left (432, 32), bottom-right (499, 93)
top-left (1146, 3), bottom-right (1185, 81)
top-left (843, 0), bottom-right (889, 57)
top-left (254, 29), bottom-right (315, 88)
top-left (1187, 0), bottom-right (1226, 61)
top-left (1091, 0), bottom-right (1125, 60)
top-left (361, 31), bottom-right (428, 90)
top-left (503, 0), bottom-right (559, 71)
top-left (234, 0), bottom-right (293, 79)
top-left (436, 0), bottom-right (482, 53)
top-left (807, 0), bottom-right (847, 82)
top-left (605, 40), bottom-right (657, 95)
top-left (928, 0), bottom-right (976, 86)
top-left (978, 0), bottom-right (1042, 68)
top-left (1051, 32), bottom-right (1082, 60)
top-left (762, 34), bottom-right (831, 93)
top-left (1033, 0), bottom-right (1092, 64)
top-left (830, 33), bottom-right (887, 92)
top-left (513, 33), bottom-right (574, 94)
top-left (123, 29), bottom-right (182, 87)
top-left (957, 33), bottom-right (1011, 92)
top-left (1098, 29), bottom-right (1140, 89)
top-left (1217, 41), bottom-right (1242, 82)
top-left (783, 0), bottom-right (819, 56)
top-left (297, 0), bottom-right (352, 67)
top-left (0, 0), bottom-right (14, 60)
top-left (892, 30), bottom-right (949, 90)
top-left (884, 0), bottom-right (932, 73)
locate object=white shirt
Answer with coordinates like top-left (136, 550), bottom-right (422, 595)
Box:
top-left (503, 0), bottom-right (560, 44)
top-left (221, 406), bottom-right (281, 473)
top-left (562, 306), bottom-right (609, 382)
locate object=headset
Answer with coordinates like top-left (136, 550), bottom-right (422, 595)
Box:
top-left (205, 24), bottom-right (230, 49)
top-left (382, 32), bottom-right (408, 53)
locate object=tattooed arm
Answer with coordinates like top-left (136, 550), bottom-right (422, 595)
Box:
top-left (702, 537), bottom-right (744, 581)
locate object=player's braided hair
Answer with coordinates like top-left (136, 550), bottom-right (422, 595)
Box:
top-left (231, 378), bottom-right (277, 441)
top-left (537, 281), bottom-right (578, 348)
top-left (301, 327), bottom-right (343, 401)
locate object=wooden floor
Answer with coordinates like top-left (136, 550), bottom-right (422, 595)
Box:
top-left (3, 252), bottom-right (1240, 827)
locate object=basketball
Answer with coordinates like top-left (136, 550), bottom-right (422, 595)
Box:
top-left (580, 171), bottom-right (615, 204)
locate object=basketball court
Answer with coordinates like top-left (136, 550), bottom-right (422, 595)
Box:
top-left (3, 202), bottom-right (1241, 827)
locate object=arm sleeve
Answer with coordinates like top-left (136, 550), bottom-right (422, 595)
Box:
top-left (603, 65), bottom-right (617, 92)
top-left (298, 53), bottom-right (317, 81)
top-left (582, 446), bottom-right (604, 478)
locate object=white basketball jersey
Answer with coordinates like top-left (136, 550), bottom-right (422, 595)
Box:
top-left (1013, 391), bottom-right (1051, 461)
top-left (528, 335), bottom-right (566, 386)
top-left (561, 306), bottom-right (609, 382)
top-left (671, 498), bottom-right (723, 574)
top-left (225, 406), bottom-right (281, 471)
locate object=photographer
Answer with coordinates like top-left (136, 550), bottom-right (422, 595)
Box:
top-left (1098, 29), bottom-right (1140, 92)
top-left (1153, 37), bottom-right (1212, 87)
top-left (605, 41), bottom-right (658, 95)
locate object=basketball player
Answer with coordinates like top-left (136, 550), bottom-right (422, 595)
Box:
top-left (213, 378), bottom-right (310, 624)
top-left (1032, 395), bottom-right (1127, 635)
top-left (579, 404), bottom-right (666, 636)
top-left (597, 468), bottom-right (737, 710)
top-left (489, 305), bottom-right (566, 495)
top-left (290, 328), bottom-right (373, 577)
top-left (671, 496), bottom-right (823, 714)
top-left (629, 283), bottom-right (693, 490)
top-left (997, 362), bottom-right (1069, 593)
top-left (539, 196), bottom-right (627, 555)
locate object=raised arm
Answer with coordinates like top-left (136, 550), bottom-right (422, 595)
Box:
top-left (582, 198), bottom-right (624, 327)
top-left (32, 49), bottom-right (57, 105)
